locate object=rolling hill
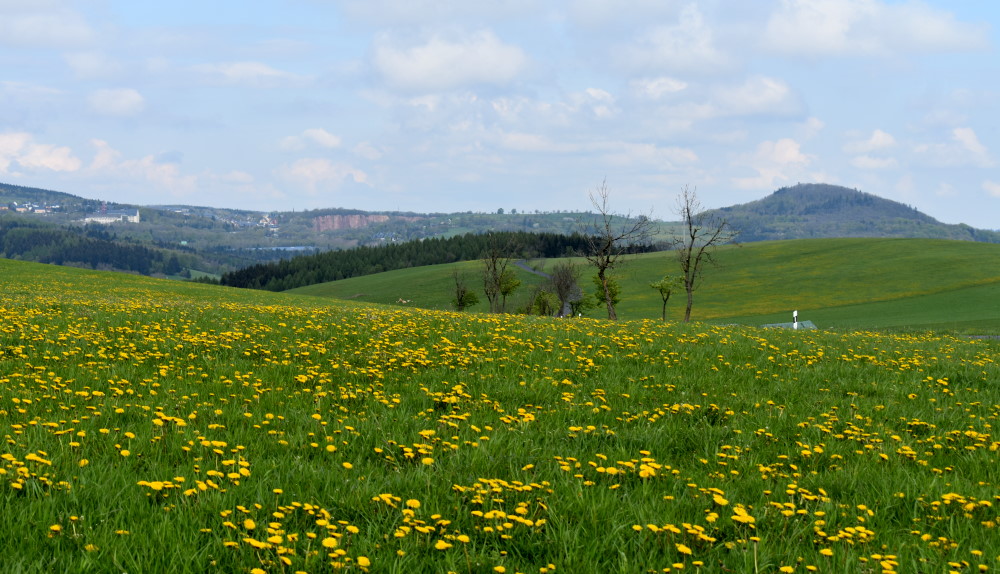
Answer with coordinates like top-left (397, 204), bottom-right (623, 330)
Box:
top-left (288, 237), bottom-right (1000, 332)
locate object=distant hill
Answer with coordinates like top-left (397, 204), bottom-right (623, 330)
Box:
top-left (712, 183), bottom-right (1000, 243)
top-left (3, 180), bottom-right (1000, 281)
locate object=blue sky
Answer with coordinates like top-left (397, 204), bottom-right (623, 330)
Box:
top-left (1, 1), bottom-right (998, 229)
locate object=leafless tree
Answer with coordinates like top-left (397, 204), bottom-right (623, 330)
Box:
top-left (583, 180), bottom-right (654, 320)
top-left (675, 185), bottom-right (738, 322)
top-left (547, 261), bottom-right (583, 317)
top-left (481, 233), bottom-right (518, 313)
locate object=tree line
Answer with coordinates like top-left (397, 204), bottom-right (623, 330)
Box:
top-left (219, 231), bottom-right (653, 291)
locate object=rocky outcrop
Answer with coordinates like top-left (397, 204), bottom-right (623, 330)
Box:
top-left (312, 214), bottom-right (391, 232)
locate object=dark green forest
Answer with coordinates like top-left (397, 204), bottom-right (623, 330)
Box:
top-left (0, 217), bottom-right (192, 276)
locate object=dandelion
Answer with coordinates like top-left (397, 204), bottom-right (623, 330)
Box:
top-left (421, 457), bottom-right (435, 466)
top-left (434, 540), bottom-right (452, 550)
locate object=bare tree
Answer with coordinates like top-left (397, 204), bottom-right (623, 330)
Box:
top-left (547, 261), bottom-right (583, 317)
top-left (481, 233), bottom-right (519, 313)
top-left (583, 180), bottom-right (654, 320)
top-left (674, 186), bottom-right (738, 322)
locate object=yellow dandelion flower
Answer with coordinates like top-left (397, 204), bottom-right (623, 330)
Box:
top-left (434, 540), bottom-right (453, 550)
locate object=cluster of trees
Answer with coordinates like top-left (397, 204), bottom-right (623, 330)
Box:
top-left (220, 231), bottom-right (628, 291)
top-left (467, 184), bottom-right (736, 322)
top-left (0, 217), bottom-right (190, 276)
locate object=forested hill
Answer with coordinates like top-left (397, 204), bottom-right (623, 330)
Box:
top-left (713, 183), bottom-right (1000, 242)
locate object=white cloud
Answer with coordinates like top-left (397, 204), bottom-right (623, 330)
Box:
top-left (341, 0), bottom-right (534, 25)
top-left (732, 138), bottom-right (814, 189)
top-left (799, 117), bottom-right (825, 139)
top-left (617, 5), bottom-right (730, 73)
top-left (280, 129), bottom-right (343, 151)
top-left (277, 158), bottom-right (369, 194)
top-left (373, 29), bottom-right (528, 92)
top-left (765, 0), bottom-right (989, 57)
top-left (88, 88), bottom-right (145, 117)
top-left (0, 81), bottom-right (61, 103)
top-left (630, 77), bottom-right (688, 100)
top-left (192, 61), bottom-right (304, 88)
top-left (914, 127), bottom-right (994, 168)
top-left (353, 142), bottom-right (383, 161)
top-left (570, 88), bottom-right (618, 119)
top-left (851, 155), bottom-right (898, 169)
top-left (0, 1), bottom-right (95, 48)
top-left (711, 76), bottom-right (800, 117)
top-left (983, 181), bottom-right (1000, 198)
top-left (597, 141), bottom-right (699, 169)
top-left (87, 139), bottom-right (197, 196)
top-left (0, 132), bottom-right (81, 174)
top-left (498, 132), bottom-right (575, 153)
top-left (843, 129), bottom-right (896, 153)
top-left (65, 52), bottom-right (122, 79)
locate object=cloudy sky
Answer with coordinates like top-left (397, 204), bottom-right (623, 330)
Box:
top-left (2, 1), bottom-right (998, 228)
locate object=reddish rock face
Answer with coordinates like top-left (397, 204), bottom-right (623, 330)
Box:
top-left (312, 214), bottom-right (391, 232)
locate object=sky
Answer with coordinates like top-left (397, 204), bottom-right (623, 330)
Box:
top-left (1, 1), bottom-right (999, 229)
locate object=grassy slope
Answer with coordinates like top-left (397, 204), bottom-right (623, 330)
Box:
top-left (288, 238), bottom-right (1000, 331)
top-left (2, 258), bottom-right (999, 573)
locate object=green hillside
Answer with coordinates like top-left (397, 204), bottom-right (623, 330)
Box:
top-left (288, 238), bottom-right (1000, 332)
top-left (2, 255), bottom-right (999, 573)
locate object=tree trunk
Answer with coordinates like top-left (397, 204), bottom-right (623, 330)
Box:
top-left (684, 287), bottom-right (694, 322)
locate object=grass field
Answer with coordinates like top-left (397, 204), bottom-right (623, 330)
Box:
top-left (1, 255), bottom-right (999, 573)
top-left (288, 238), bottom-right (1000, 333)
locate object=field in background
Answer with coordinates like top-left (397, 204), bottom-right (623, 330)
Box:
top-left (290, 238), bottom-right (1000, 332)
top-left (1, 258), bottom-right (998, 573)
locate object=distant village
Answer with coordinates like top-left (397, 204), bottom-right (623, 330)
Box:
top-left (1, 201), bottom-right (64, 215)
top-left (1, 199), bottom-right (284, 231)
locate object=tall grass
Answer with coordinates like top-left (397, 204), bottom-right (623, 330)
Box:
top-left (1, 259), bottom-right (998, 573)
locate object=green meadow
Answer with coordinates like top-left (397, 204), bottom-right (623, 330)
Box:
top-left (0, 238), bottom-right (999, 573)
top-left (290, 238), bottom-right (1000, 332)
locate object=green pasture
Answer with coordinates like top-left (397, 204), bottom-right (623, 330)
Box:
top-left (288, 238), bottom-right (1000, 332)
top-left (1, 257), bottom-right (998, 573)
